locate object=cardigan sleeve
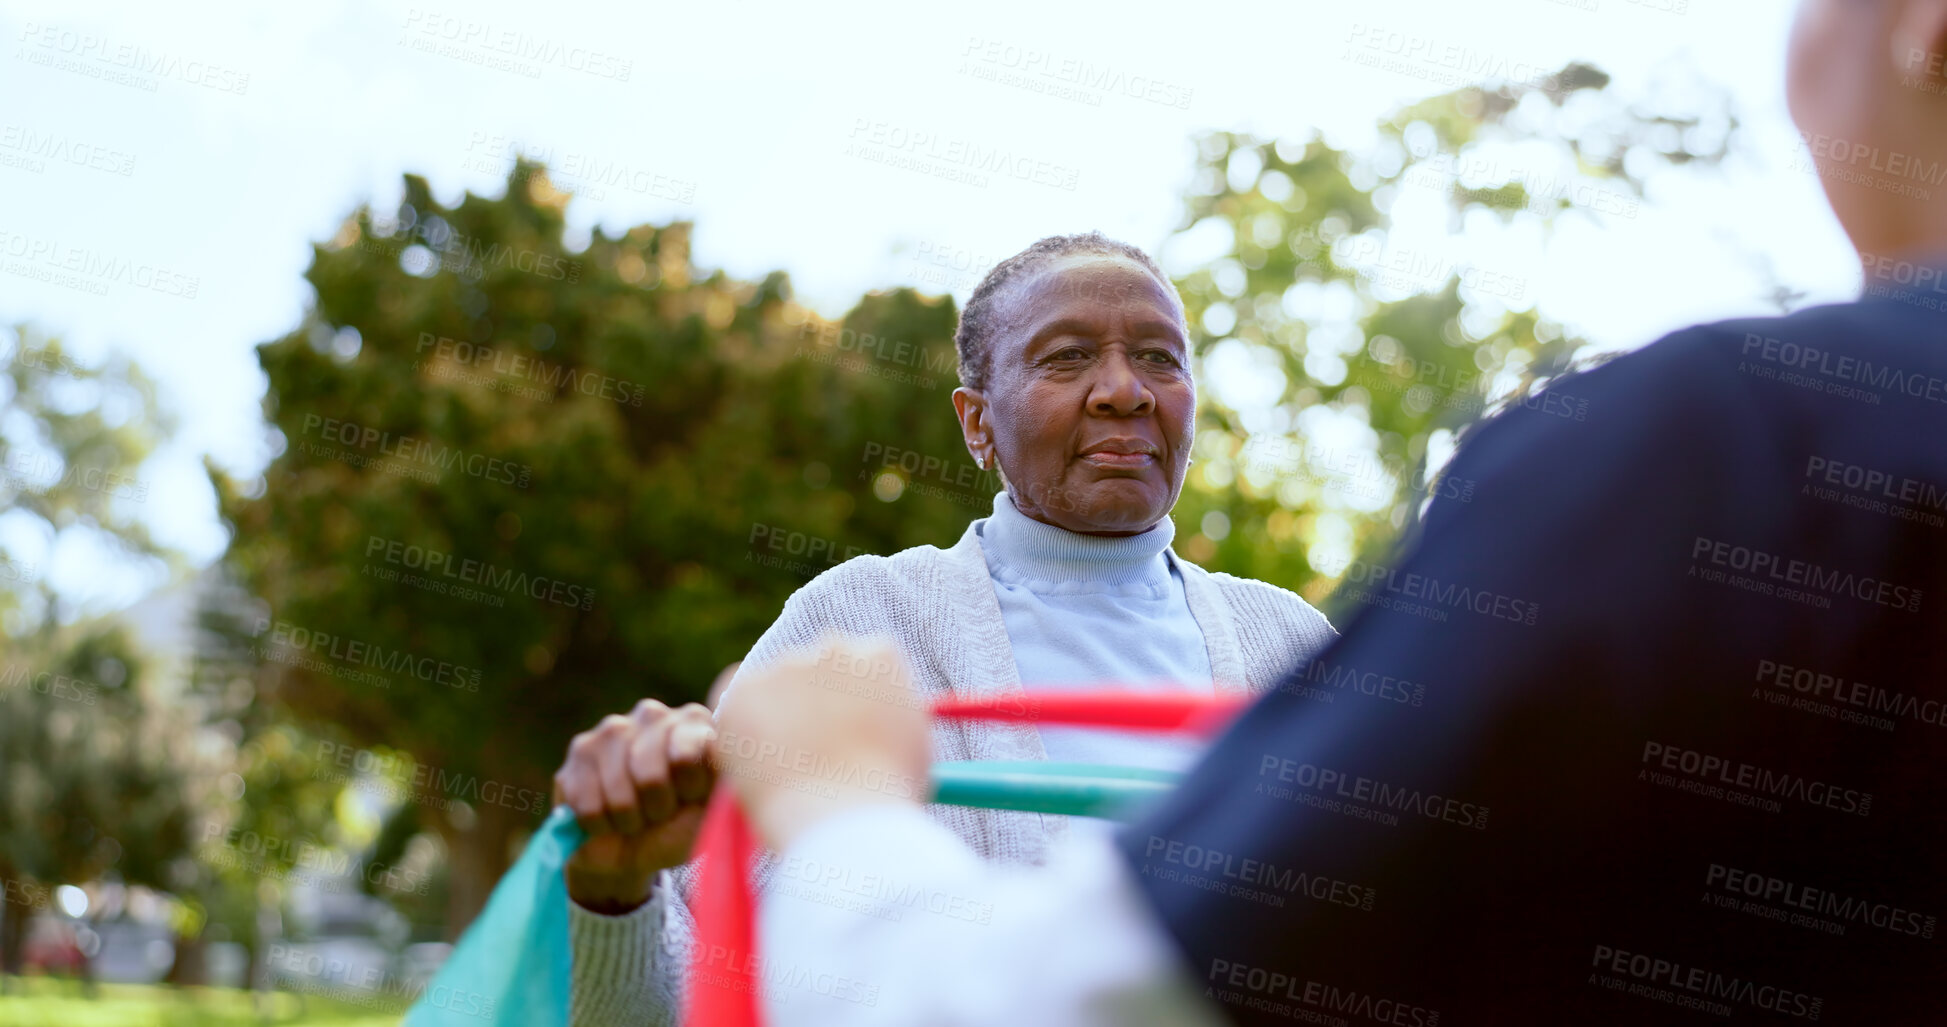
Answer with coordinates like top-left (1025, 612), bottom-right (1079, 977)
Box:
top-left (1209, 572), bottom-right (1339, 690)
top-left (567, 869), bottom-right (685, 1026)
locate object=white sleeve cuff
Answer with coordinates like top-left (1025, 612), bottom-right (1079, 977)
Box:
top-left (785, 801), bottom-right (983, 876)
top-left (758, 802), bottom-right (1223, 1027)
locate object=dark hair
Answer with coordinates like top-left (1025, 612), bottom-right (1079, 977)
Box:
top-left (953, 232), bottom-right (1182, 390)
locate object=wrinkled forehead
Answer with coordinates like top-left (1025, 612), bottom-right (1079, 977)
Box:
top-left (994, 253), bottom-right (1186, 340)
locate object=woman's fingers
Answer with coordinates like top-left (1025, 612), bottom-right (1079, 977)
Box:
top-left (593, 714), bottom-right (645, 836)
top-left (554, 698), bottom-right (720, 844)
top-left (666, 706), bottom-right (717, 804)
top-left (557, 718), bottom-right (626, 837)
top-left (627, 700), bottom-right (677, 823)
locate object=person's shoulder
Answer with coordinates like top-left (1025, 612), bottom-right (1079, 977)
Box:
top-left (1412, 321), bottom-right (1776, 535)
top-left (1703, 298), bottom-right (1947, 383)
top-left (1571, 296), bottom-right (1943, 399)
top-left (1427, 299), bottom-right (1941, 528)
top-left (1198, 565), bottom-right (1306, 609)
top-left (1196, 564), bottom-right (1336, 638)
top-left (787, 546), bottom-right (921, 601)
top-left (1537, 319), bottom-right (1751, 410)
top-left (1716, 288), bottom-right (1947, 349)
top-left (1457, 315), bottom-right (1793, 471)
top-left (783, 525), bottom-right (978, 608)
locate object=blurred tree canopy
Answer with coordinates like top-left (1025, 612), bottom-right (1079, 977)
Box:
top-left (0, 334), bottom-right (198, 984)
top-left (213, 168), bottom-right (977, 934)
top-left (212, 62), bottom-right (1738, 938)
top-left (1162, 63), bottom-right (1735, 620)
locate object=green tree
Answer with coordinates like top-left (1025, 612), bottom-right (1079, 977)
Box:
top-left (175, 578), bottom-right (351, 989)
top-left (0, 333), bottom-right (198, 988)
top-left (214, 166), bottom-right (978, 936)
top-left (1162, 64), bottom-right (1737, 618)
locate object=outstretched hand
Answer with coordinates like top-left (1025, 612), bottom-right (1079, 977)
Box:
top-left (714, 635), bottom-right (931, 851)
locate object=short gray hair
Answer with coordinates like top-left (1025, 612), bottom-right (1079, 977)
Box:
top-left (952, 232), bottom-right (1181, 390)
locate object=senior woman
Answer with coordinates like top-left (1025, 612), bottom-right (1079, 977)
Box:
top-left (554, 232), bottom-right (1335, 1025)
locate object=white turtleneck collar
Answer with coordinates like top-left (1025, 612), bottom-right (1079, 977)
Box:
top-left (976, 490), bottom-right (1176, 597)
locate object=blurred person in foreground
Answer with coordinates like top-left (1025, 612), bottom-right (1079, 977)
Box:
top-left (715, 1), bottom-right (1947, 1022)
top-left (552, 233), bottom-right (1338, 1024)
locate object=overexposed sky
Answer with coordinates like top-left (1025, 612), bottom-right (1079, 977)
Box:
top-left (0, 0), bottom-right (1859, 611)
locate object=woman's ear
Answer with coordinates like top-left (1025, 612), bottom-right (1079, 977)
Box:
top-left (951, 387), bottom-right (993, 468)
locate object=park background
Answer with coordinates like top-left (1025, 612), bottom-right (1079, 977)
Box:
top-left (0, 0), bottom-right (1871, 1022)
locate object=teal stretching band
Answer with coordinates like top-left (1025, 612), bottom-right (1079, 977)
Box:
top-left (929, 760), bottom-right (1183, 820)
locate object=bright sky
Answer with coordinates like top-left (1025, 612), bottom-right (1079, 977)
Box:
top-left (0, 0), bottom-right (1861, 614)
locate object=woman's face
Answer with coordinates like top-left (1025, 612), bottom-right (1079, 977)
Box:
top-left (954, 253), bottom-right (1195, 536)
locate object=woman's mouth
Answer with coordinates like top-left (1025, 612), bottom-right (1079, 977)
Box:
top-left (1080, 451), bottom-right (1156, 468)
top-left (1078, 439), bottom-right (1160, 468)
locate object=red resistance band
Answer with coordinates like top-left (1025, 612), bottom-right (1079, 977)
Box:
top-left (683, 691), bottom-right (1248, 1027)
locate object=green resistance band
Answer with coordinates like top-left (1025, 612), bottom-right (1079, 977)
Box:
top-left (929, 761), bottom-right (1182, 820)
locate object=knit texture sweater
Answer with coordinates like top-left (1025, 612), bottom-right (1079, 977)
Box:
top-left (566, 498), bottom-right (1337, 1025)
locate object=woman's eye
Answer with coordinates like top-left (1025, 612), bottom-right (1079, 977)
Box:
top-left (1054, 347), bottom-right (1089, 360)
top-left (1140, 350), bottom-right (1180, 365)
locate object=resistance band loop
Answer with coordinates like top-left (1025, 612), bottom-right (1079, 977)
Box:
top-left (683, 691), bottom-right (1247, 1027)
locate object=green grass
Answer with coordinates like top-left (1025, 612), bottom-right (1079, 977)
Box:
top-left (0, 975), bottom-right (406, 1026)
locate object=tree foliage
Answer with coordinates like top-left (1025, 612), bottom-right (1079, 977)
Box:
top-left (0, 333), bottom-right (197, 979)
top-left (1164, 64), bottom-right (1736, 618)
top-left (214, 167), bottom-right (978, 933)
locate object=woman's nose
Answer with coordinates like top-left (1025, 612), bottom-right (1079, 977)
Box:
top-left (1088, 353), bottom-right (1153, 415)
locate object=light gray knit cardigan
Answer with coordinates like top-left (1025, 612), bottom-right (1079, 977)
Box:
top-left (568, 513), bottom-right (1336, 1026)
